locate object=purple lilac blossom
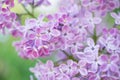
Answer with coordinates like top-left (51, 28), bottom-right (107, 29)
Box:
top-left (28, 0), bottom-right (120, 79)
top-left (29, 0), bottom-right (120, 79)
top-left (111, 12), bottom-right (120, 25)
top-left (0, 0), bottom-right (16, 34)
top-left (0, 0), bottom-right (120, 80)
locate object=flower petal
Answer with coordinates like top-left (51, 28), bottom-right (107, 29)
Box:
top-left (98, 54), bottom-right (108, 65)
top-left (91, 62), bottom-right (98, 73)
top-left (110, 54), bottom-right (119, 63)
top-left (51, 29), bottom-right (61, 37)
top-left (93, 17), bottom-right (102, 24)
top-left (78, 60), bottom-right (87, 67)
top-left (110, 63), bottom-right (119, 72)
top-left (110, 12), bottom-right (118, 18)
top-left (100, 64), bottom-right (108, 72)
top-left (87, 38), bottom-right (95, 46)
top-left (79, 68), bottom-right (88, 76)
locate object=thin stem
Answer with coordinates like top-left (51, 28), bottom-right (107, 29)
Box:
top-left (61, 50), bottom-right (70, 57)
top-left (92, 27), bottom-right (97, 44)
top-left (31, 0), bottom-right (35, 14)
top-left (61, 50), bottom-right (78, 62)
top-left (22, 5), bottom-right (36, 18)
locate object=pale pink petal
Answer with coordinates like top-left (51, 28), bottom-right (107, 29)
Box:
top-left (110, 63), bottom-right (119, 72)
top-left (115, 20), bottom-right (120, 25)
top-left (79, 68), bottom-right (88, 76)
top-left (46, 60), bottom-right (54, 68)
top-left (78, 60), bottom-right (87, 67)
top-left (35, 39), bottom-right (42, 47)
top-left (87, 38), bottom-right (95, 46)
top-left (110, 54), bottom-right (119, 63)
top-left (110, 12), bottom-right (118, 18)
top-left (41, 34), bottom-right (51, 41)
top-left (93, 17), bottom-right (102, 24)
top-left (98, 54), bottom-right (108, 65)
top-left (76, 52), bottom-right (86, 59)
top-left (100, 64), bottom-right (108, 72)
top-left (51, 29), bottom-right (61, 37)
top-left (67, 60), bottom-right (73, 66)
top-left (91, 62), bottom-right (98, 73)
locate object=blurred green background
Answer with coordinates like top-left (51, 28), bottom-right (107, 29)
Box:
top-left (0, 35), bottom-right (36, 80)
top-left (1, 1), bottom-right (35, 80)
top-left (0, 35), bottom-right (54, 80)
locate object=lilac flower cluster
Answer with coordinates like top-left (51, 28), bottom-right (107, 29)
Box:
top-left (0, 0), bottom-right (14, 7)
top-left (0, 0), bottom-right (120, 80)
top-left (28, 0), bottom-right (120, 80)
top-left (30, 54), bottom-right (119, 80)
top-left (30, 60), bottom-right (88, 80)
top-left (79, 0), bottom-right (120, 16)
top-left (0, 0), bottom-right (16, 34)
top-left (30, 38), bottom-right (120, 80)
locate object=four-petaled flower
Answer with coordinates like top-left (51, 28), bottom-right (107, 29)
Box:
top-left (111, 12), bottom-right (120, 25)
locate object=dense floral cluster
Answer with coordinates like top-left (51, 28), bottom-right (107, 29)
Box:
top-left (30, 55), bottom-right (119, 80)
top-left (0, 0), bottom-right (120, 80)
top-left (28, 0), bottom-right (120, 80)
top-left (0, 0), bottom-right (16, 34)
top-left (0, 0), bottom-right (14, 7)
